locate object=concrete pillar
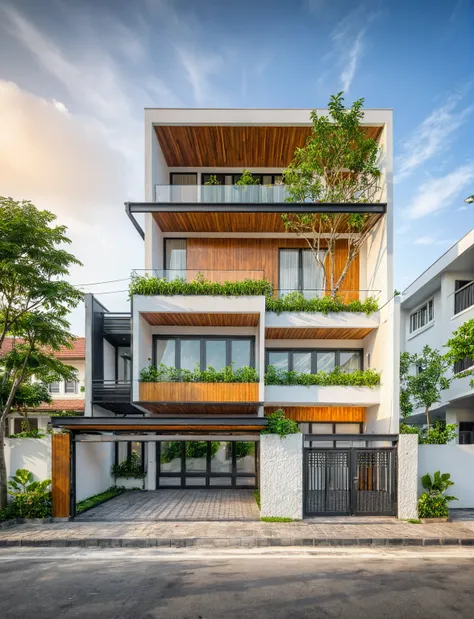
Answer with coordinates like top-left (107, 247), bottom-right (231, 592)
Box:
top-left (260, 434), bottom-right (303, 520)
top-left (397, 434), bottom-right (418, 520)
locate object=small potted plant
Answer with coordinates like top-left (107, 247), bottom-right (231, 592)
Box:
top-left (418, 471), bottom-right (457, 523)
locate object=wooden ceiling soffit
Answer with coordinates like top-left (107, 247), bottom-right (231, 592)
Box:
top-left (154, 125), bottom-right (384, 168)
top-left (265, 327), bottom-right (374, 340)
top-left (141, 312), bottom-right (259, 327)
top-left (265, 406), bottom-right (366, 423)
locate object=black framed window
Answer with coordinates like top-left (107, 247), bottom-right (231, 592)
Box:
top-left (153, 335), bottom-right (255, 370)
top-left (164, 238), bottom-right (186, 280)
top-left (279, 248), bottom-right (327, 299)
top-left (201, 173), bottom-right (283, 186)
top-left (65, 380), bottom-right (78, 394)
top-left (48, 381), bottom-right (60, 394)
top-left (409, 299), bottom-right (434, 333)
top-left (170, 173), bottom-right (197, 185)
top-left (13, 417), bottom-right (38, 434)
top-left (114, 441), bottom-right (146, 470)
top-left (266, 348), bottom-right (363, 373)
top-left (300, 422), bottom-right (363, 448)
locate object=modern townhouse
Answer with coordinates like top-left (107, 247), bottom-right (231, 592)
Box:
top-left (401, 229), bottom-right (474, 443)
top-left (52, 107), bottom-right (400, 519)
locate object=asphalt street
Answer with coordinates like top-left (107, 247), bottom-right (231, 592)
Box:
top-left (1, 547), bottom-right (473, 618)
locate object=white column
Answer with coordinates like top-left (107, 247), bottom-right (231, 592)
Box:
top-left (397, 434), bottom-right (418, 519)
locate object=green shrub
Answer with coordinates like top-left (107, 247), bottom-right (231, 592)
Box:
top-left (420, 422), bottom-right (458, 444)
top-left (76, 487), bottom-right (125, 515)
top-left (260, 516), bottom-right (294, 522)
top-left (418, 471), bottom-right (457, 518)
top-left (129, 274), bottom-right (272, 298)
top-left (139, 362), bottom-right (259, 383)
top-left (111, 452), bottom-right (146, 480)
top-left (235, 441), bottom-right (255, 459)
top-left (264, 365), bottom-right (380, 387)
top-left (262, 409), bottom-right (299, 438)
top-left (235, 169), bottom-right (260, 185)
top-left (6, 469), bottom-right (52, 519)
top-left (266, 291), bottom-right (379, 315)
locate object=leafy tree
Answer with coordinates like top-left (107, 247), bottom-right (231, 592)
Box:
top-left (399, 347), bottom-right (451, 432)
top-left (444, 319), bottom-right (474, 386)
top-left (0, 198), bottom-right (82, 509)
top-left (282, 93), bottom-right (381, 295)
top-left (235, 170), bottom-right (260, 186)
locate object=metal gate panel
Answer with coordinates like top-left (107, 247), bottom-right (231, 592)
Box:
top-left (304, 449), bottom-right (350, 516)
top-left (353, 449), bottom-right (397, 516)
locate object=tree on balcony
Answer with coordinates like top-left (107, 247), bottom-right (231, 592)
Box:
top-left (282, 93), bottom-right (381, 296)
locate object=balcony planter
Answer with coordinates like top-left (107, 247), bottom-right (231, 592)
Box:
top-left (264, 385), bottom-right (380, 407)
top-left (114, 478), bottom-right (145, 490)
top-left (139, 382), bottom-right (260, 403)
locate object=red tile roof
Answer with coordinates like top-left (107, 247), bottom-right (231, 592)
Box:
top-left (0, 337), bottom-right (85, 359)
top-left (34, 400), bottom-right (85, 412)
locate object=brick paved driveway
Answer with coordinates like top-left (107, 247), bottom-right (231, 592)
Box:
top-left (75, 489), bottom-right (260, 522)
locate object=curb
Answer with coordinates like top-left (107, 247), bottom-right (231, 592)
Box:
top-left (1, 537), bottom-right (474, 548)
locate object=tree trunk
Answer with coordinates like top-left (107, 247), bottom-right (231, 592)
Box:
top-left (426, 406), bottom-right (430, 434)
top-left (0, 416), bottom-right (7, 509)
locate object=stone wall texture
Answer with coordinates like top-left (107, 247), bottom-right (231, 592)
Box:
top-left (397, 434), bottom-right (418, 519)
top-left (260, 433), bottom-right (303, 520)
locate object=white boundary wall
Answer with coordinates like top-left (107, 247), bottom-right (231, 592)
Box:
top-left (5, 437), bottom-right (52, 486)
top-left (76, 442), bottom-right (114, 502)
top-left (418, 445), bottom-right (474, 508)
top-left (397, 434), bottom-right (418, 519)
top-left (260, 434), bottom-right (303, 519)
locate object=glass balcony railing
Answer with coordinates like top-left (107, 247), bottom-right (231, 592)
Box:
top-left (155, 184), bottom-right (290, 204)
top-left (131, 269), bottom-right (266, 284)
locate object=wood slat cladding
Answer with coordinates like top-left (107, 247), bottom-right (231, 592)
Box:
top-left (265, 327), bottom-right (373, 340)
top-left (139, 382), bottom-right (260, 403)
top-left (187, 238), bottom-right (359, 298)
top-left (265, 406), bottom-right (366, 422)
top-left (141, 312), bottom-right (259, 327)
top-left (154, 125), bottom-right (383, 168)
top-left (153, 212), bottom-right (382, 236)
top-left (52, 433), bottom-right (70, 518)
top-left (141, 404), bottom-right (259, 415)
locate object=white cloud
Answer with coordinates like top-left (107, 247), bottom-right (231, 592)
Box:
top-left (396, 90), bottom-right (473, 182)
top-left (405, 164), bottom-right (474, 220)
top-left (340, 30), bottom-right (364, 93)
top-left (413, 235), bottom-right (452, 246)
top-left (176, 46), bottom-right (223, 106)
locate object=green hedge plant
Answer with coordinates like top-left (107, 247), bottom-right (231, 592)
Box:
top-left (76, 487), bottom-right (125, 515)
top-left (266, 292), bottom-right (379, 315)
top-left (6, 469), bottom-right (52, 519)
top-left (262, 409), bottom-right (299, 438)
top-left (264, 365), bottom-right (380, 387)
top-left (140, 362), bottom-right (258, 383)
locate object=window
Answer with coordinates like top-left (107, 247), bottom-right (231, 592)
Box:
top-left (300, 422), bottom-right (362, 448)
top-left (65, 380), bottom-right (77, 394)
top-left (454, 280), bottom-right (474, 315)
top-left (170, 173), bottom-right (197, 185)
top-left (164, 239), bottom-right (186, 280)
top-left (279, 248), bottom-right (327, 299)
top-left (454, 357), bottom-right (474, 375)
top-left (409, 299), bottom-right (434, 334)
top-left (201, 173), bottom-right (283, 185)
top-left (266, 349), bottom-right (362, 373)
top-left (48, 382), bottom-right (60, 394)
top-left (153, 336), bottom-right (255, 370)
top-left (13, 418), bottom-right (38, 434)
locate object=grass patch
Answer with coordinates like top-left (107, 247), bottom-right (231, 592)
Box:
top-left (260, 516), bottom-right (294, 523)
top-left (254, 490), bottom-right (261, 510)
top-left (407, 518), bottom-right (422, 524)
top-left (76, 487), bottom-right (125, 515)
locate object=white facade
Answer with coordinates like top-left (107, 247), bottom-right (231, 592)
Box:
top-left (401, 230), bottom-right (474, 438)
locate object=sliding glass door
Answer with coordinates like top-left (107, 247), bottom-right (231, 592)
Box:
top-left (279, 248), bottom-right (327, 298)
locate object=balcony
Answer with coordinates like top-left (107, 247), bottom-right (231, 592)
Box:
top-left (264, 384), bottom-right (381, 407)
top-left (92, 380), bottom-right (131, 403)
top-left (454, 280), bottom-right (474, 315)
top-left (155, 184), bottom-right (289, 204)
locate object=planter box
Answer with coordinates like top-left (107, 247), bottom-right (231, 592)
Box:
top-left (419, 517), bottom-right (449, 524)
top-left (139, 382), bottom-right (260, 403)
top-left (264, 384), bottom-right (380, 407)
top-left (114, 477), bottom-right (144, 490)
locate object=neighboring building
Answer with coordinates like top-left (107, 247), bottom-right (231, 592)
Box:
top-left (1, 337), bottom-right (85, 435)
top-left (401, 229), bottom-right (474, 442)
top-left (53, 107), bottom-right (399, 517)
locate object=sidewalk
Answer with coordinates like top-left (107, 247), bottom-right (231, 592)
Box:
top-left (2, 516), bottom-right (474, 548)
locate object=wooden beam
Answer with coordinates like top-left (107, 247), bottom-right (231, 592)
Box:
top-left (52, 433), bottom-right (71, 519)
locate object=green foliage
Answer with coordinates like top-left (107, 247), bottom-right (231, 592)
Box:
top-left (8, 469), bottom-right (51, 495)
top-left (76, 487), bottom-right (125, 515)
top-left (254, 490), bottom-right (261, 510)
top-left (262, 409), bottom-right (300, 438)
top-left (111, 452), bottom-right (146, 480)
top-left (9, 420), bottom-right (46, 439)
top-left (235, 441), bottom-right (254, 459)
top-left (129, 273), bottom-right (272, 298)
top-left (260, 516), bottom-right (295, 522)
top-left (418, 470), bottom-right (457, 518)
top-left (265, 292), bottom-right (379, 315)
top-left (421, 471), bottom-right (456, 495)
top-left (264, 365), bottom-right (380, 387)
top-left (160, 441), bottom-right (220, 463)
top-left (420, 422), bottom-right (458, 445)
top-left (445, 319), bottom-right (474, 386)
top-left (204, 175), bottom-right (221, 185)
top-left (3, 469), bottom-right (52, 519)
top-left (139, 362), bottom-right (259, 383)
top-left (407, 518), bottom-right (421, 524)
top-left (235, 169), bottom-right (260, 185)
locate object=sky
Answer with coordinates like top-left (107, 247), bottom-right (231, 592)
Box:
top-left (0, 0), bottom-right (473, 335)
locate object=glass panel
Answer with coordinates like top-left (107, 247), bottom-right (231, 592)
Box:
top-left (311, 423), bottom-right (334, 434)
top-left (316, 351), bottom-right (336, 373)
top-left (160, 441), bottom-right (182, 473)
top-left (262, 175), bottom-right (273, 185)
top-left (235, 477), bottom-right (256, 487)
top-left (339, 351), bottom-right (362, 373)
top-left (268, 351), bottom-right (289, 372)
top-left (210, 477), bottom-right (232, 486)
top-left (236, 442), bottom-right (256, 473)
top-left (181, 339), bottom-right (201, 371)
top-left (335, 423), bottom-right (361, 434)
top-left (428, 300), bottom-right (434, 321)
top-left (158, 477), bottom-right (181, 486)
top-left (64, 380), bottom-right (77, 394)
top-left (231, 340), bottom-right (251, 369)
top-left (165, 239), bottom-right (187, 280)
top-left (293, 351), bottom-right (312, 373)
top-left (205, 340), bottom-right (226, 370)
top-left (420, 305), bottom-right (427, 327)
top-left (302, 249), bottom-right (326, 299)
top-left (310, 441), bottom-right (334, 448)
top-left (49, 382), bottom-right (60, 394)
top-left (279, 249), bottom-right (299, 297)
top-left (130, 441), bottom-right (142, 458)
top-left (155, 339), bottom-right (176, 367)
top-left (186, 477), bottom-right (207, 486)
top-left (14, 418), bottom-right (39, 434)
top-left (171, 173), bottom-right (197, 185)
top-left (299, 423), bottom-right (310, 434)
top-left (211, 442), bottom-right (232, 473)
top-left (185, 441), bottom-right (208, 472)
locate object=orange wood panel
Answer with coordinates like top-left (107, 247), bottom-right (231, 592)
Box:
top-left (154, 125), bottom-right (383, 168)
top-left (141, 312), bottom-right (259, 327)
top-left (265, 406), bottom-right (366, 422)
top-left (52, 433), bottom-right (70, 519)
top-left (139, 382), bottom-right (260, 403)
top-left (265, 327), bottom-right (373, 340)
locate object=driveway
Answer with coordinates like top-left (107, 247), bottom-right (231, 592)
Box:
top-left (75, 489), bottom-right (260, 522)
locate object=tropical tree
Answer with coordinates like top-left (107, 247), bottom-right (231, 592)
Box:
top-left (282, 93), bottom-right (381, 295)
top-left (0, 197), bottom-right (82, 509)
top-left (444, 319), bottom-right (474, 386)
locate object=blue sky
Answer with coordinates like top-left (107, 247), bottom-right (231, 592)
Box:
top-left (0, 0), bottom-right (472, 334)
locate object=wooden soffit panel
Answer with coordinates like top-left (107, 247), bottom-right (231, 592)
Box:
top-left (139, 382), bottom-right (260, 404)
top-left (139, 404), bottom-right (260, 415)
top-left (141, 312), bottom-right (259, 327)
top-left (155, 125), bottom-right (383, 168)
top-left (265, 406), bottom-right (366, 423)
top-left (265, 327), bottom-right (374, 340)
top-left (152, 211), bottom-right (382, 234)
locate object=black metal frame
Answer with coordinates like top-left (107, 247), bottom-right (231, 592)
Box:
top-left (300, 422), bottom-right (364, 447)
top-left (266, 348), bottom-right (364, 373)
top-left (454, 279), bottom-right (474, 315)
top-left (156, 440), bottom-right (258, 489)
top-left (152, 334), bottom-right (256, 371)
top-left (200, 173), bottom-right (284, 186)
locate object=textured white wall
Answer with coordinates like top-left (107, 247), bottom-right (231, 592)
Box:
top-left (76, 442), bottom-right (114, 502)
top-left (5, 437), bottom-right (51, 483)
top-left (418, 445), bottom-right (474, 508)
top-left (260, 433), bottom-right (303, 519)
top-left (397, 434), bottom-right (418, 519)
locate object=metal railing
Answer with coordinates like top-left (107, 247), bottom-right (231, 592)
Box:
top-left (131, 268), bottom-right (266, 283)
top-left (454, 280), bottom-right (474, 315)
top-left (103, 313), bottom-right (131, 335)
top-left (92, 380), bottom-right (131, 403)
top-left (273, 289), bottom-right (381, 303)
top-left (155, 184), bottom-right (289, 204)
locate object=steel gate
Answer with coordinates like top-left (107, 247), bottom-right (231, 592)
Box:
top-left (304, 448), bottom-right (397, 516)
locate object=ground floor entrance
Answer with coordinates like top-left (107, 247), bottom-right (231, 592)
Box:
top-left (304, 447), bottom-right (397, 516)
